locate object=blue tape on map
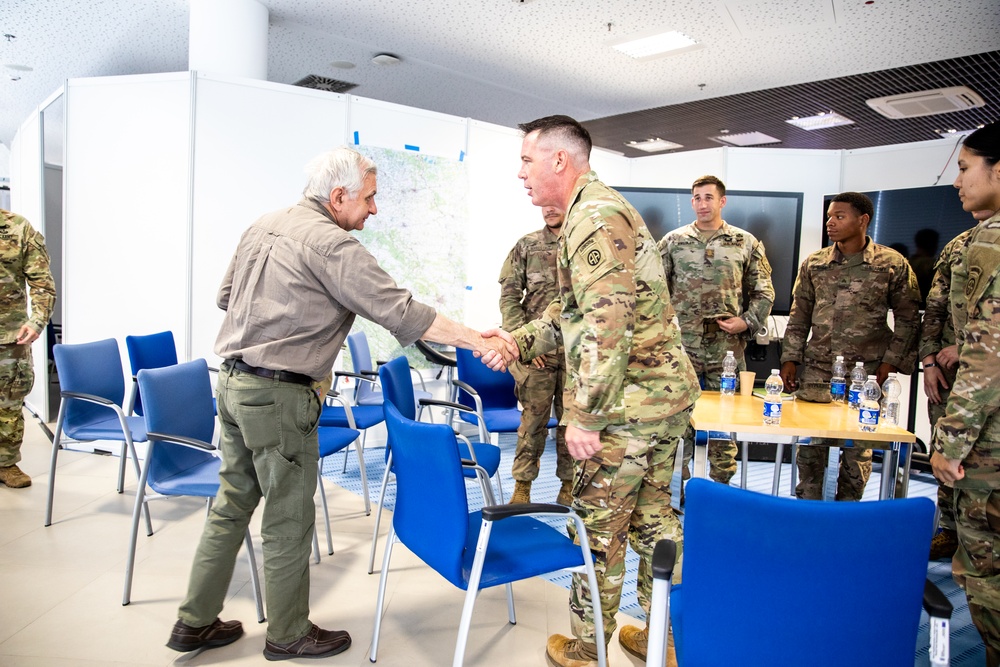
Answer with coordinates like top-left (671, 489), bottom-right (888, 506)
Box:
top-left (459, 150), bottom-right (465, 161)
top-left (404, 144), bottom-right (420, 152)
top-left (353, 131), bottom-right (359, 144)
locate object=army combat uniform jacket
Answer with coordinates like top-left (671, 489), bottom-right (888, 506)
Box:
top-left (510, 171), bottom-right (700, 432)
top-left (933, 213), bottom-right (1000, 488)
top-left (0, 209), bottom-right (56, 343)
top-left (919, 227), bottom-right (975, 379)
top-left (657, 221), bottom-right (774, 356)
top-left (781, 237), bottom-right (921, 373)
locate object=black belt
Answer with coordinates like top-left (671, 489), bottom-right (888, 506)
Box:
top-left (227, 359), bottom-right (314, 387)
top-left (703, 319), bottom-right (722, 334)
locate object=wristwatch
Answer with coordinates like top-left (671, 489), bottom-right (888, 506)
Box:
top-left (923, 361), bottom-right (937, 368)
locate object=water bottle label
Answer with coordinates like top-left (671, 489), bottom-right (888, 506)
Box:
top-left (848, 389), bottom-right (861, 405)
top-left (720, 376), bottom-right (736, 392)
top-left (764, 402), bottom-right (782, 418)
top-left (831, 381), bottom-right (846, 398)
top-left (859, 408), bottom-right (879, 426)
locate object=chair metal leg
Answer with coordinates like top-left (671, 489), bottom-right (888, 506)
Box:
top-left (646, 575), bottom-right (671, 667)
top-left (454, 520), bottom-right (493, 667)
top-left (368, 452), bottom-right (394, 574)
top-left (369, 526), bottom-right (397, 662)
top-left (122, 460), bottom-right (152, 606)
top-left (244, 529), bottom-right (265, 623)
top-left (355, 437), bottom-right (371, 515)
top-left (44, 407), bottom-right (67, 526)
top-left (568, 512), bottom-right (607, 667)
top-left (312, 527), bottom-right (321, 564)
top-left (505, 583), bottom-right (516, 625)
top-left (317, 466), bottom-right (334, 557)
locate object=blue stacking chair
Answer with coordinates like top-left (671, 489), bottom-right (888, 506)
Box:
top-left (646, 479), bottom-right (952, 667)
top-left (123, 359), bottom-right (264, 622)
top-left (313, 406), bottom-right (363, 561)
top-left (454, 347), bottom-right (556, 445)
top-left (45, 338), bottom-right (150, 530)
top-left (124, 331), bottom-right (178, 417)
top-left (367, 356), bottom-right (503, 574)
top-left (369, 402), bottom-right (606, 667)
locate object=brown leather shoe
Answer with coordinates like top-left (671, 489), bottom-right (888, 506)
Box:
top-left (263, 623), bottom-right (351, 661)
top-left (0, 464), bottom-right (31, 488)
top-left (545, 634), bottom-right (598, 667)
top-left (167, 618), bottom-right (243, 652)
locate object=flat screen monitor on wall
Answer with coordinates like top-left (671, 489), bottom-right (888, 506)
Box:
top-left (614, 187), bottom-right (803, 316)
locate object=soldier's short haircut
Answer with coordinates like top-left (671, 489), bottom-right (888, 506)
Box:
top-left (963, 120), bottom-right (1000, 168)
top-left (518, 115), bottom-right (592, 163)
top-left (692, 175), bottom-right (726, 197)
top-left (831, 191), bottom-right (874, 220)
top-left (302, 147), bottom-right (378, 203)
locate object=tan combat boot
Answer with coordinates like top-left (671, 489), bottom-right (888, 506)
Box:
top-left (929, 528), bottom-right (959, 561)
top-left (0, 464), bottom-right (31, 488)
top-left (509, 480), bottom-right (531, 504)
top-left (619, 625), bottom-right (677, 667)
top-left (545, 634), bottom-right (598, 667)
top-left (556, 480), bottom-right (573, 506)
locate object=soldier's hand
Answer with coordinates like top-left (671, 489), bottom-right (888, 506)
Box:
top-left (930, 451), bottom-right (964, 486)
top-left (779, 361), bottom-right (798, 393)
top-left (477, 328), bottom-right (518, 371)
top-left (15, 324), bottom-right (38, 345)
top-left (923, 365), bottom-right (948, 404)
top-left (875, 362), bottom-right (896, 386)
top-left (531, 357), bottom-right (546, 369)
top-left (566, 424), bottom-right (602, 461)
top-left (937, 345), bottom-right (959, 370)
top-left (717, 316), bottom-right (748, 335)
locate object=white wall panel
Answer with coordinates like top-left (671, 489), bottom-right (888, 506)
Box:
top-left (349, 96), bottom-right (468, 161)
top-left (842, 136), bottom-right (963, 193)
top-left (62, 74), bottom-right (191, 360)
top-left (627, 148), bottom-right (726, 189)
top-left (190, 75), bottom-right (349, 363)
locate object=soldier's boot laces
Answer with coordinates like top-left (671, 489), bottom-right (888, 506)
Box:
top-left (509, 480), bottom-right (531, 504)
top-left (929, 528), bottom-right (959, 561)
top-left (556, 480), bottom-right (573, 506)
top-left (0, 464), bottom-right (31, 488)
top-left (545, 634), bottom-right (598, 667)
top-left (619, 625), bottom-right (677, 667)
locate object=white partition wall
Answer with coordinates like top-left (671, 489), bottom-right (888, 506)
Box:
top-left (189, 75), bottom-right (350, 363)
top-left (842, 136), bottom-right (963, 192)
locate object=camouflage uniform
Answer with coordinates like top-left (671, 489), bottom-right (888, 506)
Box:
top-left (498, 227), bottom-right (572, 483)
top-left (510, 171), bottom-right (700, 647)
top-left (782, 237), bottom-right (920, 500)
top-left (658, 222), bottom-right (774, 484)
top-left (919, 228), bottom-right (975, 530)
top-left (0, 210), bottom-right (56, 468)
top-left (932, 213), bottom-right (1000, 662)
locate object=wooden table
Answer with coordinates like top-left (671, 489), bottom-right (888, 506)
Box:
top-left (690, 391), bottom-right (917, 500)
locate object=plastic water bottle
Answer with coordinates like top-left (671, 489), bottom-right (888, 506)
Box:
top-left (763, 369), bottom-right (784, 426)
top-left (720, 351), bottom-right (737, 396)
top-left (848, 362), bottom-right (866, 410)
top-left (830, 355), bottom-right (847, 404)
top-left (881, 373), bottom-right (902, 426)
top-left (858, 375), bottom-right (882, 432)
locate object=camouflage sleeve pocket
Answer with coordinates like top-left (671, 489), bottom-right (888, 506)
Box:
top-left (569, 228), bottom-right (622, 289)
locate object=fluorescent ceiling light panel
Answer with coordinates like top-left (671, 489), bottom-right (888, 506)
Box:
top-left (627, 138), bottom-right (684, 152)
top-left (609, 29), bottom-right (701, 60)
top-left (786, 111), bottom-right (855, 130)
top-left (711, 131), bottom-right (781, 147)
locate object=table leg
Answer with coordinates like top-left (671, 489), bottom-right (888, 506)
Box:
top-left (790, 443), bottom-right (798, 496)
top-left (879, 443), bottom-right (899, 500)
top-left (823, 447), bottom-right (840, 501)
top-left (736, 432), bottom-right (747, 489)
top-left (693, 431), bottom-right (708, 479)
top-left (772, 443), bottom-right (784, 496)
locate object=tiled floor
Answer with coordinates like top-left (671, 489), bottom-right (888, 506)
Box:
top-left (0, 415), bottom-right (646, 667)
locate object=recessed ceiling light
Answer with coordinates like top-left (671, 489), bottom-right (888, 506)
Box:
top-left (608, 29), bottom-right (701, 61)
top-left (4, 64), bottom-right (33, 72)
top-left (371, 53), bottom-right (401, 66)
top-left (626, 138), bottom-right (683, 152)
top-left (785, 111), bottom-right (854, 130)
top-left (710, 131), bottom-right (781, 147)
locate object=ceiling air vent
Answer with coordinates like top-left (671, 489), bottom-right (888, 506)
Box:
top-left (865, 86), bottom-right (985, 119)
top-left (293, 74), bottom-right (357, 94)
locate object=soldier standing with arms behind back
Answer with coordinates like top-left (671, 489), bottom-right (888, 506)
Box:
top-left (780, 191), bottom-right (920, 501)
top-left (0, 208), bottom-right (56, 490)
top-left (494, 115), bottom-right (699, 667)
top-left (498, 205), bottom-right (574, 505)
top-left (658, 175), bottom-right (773, 486)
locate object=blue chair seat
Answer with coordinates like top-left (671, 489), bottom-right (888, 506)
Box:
top-left (148, 457), bottom-right (221, 497)
top-left (318, 426), bottom-right (361, 457)
top-left (459, 511), bottom-right (584, 589)
top-left (65, 415), bottom-right (148, 442)
top-left (319, 404), bottom-right (383, 430)
top-left (458, 407), bottom-right (554, 433)
top-left (460, 441), bottom-right (501, 479)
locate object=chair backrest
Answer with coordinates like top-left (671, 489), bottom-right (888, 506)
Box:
top-left (125, 331), bottom-right (179, 416)
top-left (347, 331), bottom-right (379, 404)
top-left (53, 338), bottom-right (128, 428)
top-left (677, 479), bottom-right (935, 666)
top-left (454, 347), bottom-right (518, 411)
top-left (137, 359), bottom-right (217, 487)
top-left (383, 401), bottom-right (469, 586)
top-left (378, 356), bottom-right (417, 421)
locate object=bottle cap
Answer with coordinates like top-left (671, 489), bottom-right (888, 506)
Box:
top-left (836, 355), bottom-right (844, 361)
top-left (867, 375), bottom-right (876, 380)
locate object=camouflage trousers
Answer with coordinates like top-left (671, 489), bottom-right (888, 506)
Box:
top-left (511, 356), bottom-right (572, 482)
top-left (0, 343), bottom-right (34, 467)
top-left (567, 407), bottom-right (691, 647)
top-left (795, 441), bottom-right (872, 501)
top-left (680, 344), bottom-right (740, 484)
top-left (929, 391), bottom-right (956, 530)
top-left (953, 487), bottom-right (1000, 665)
